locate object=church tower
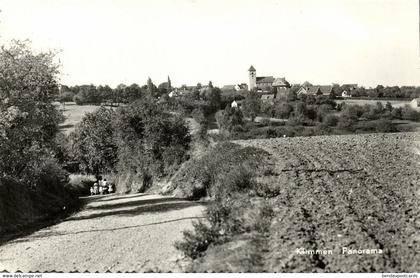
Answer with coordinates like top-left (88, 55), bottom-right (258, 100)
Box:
top-left (248, 65), bottom-right (256, 90)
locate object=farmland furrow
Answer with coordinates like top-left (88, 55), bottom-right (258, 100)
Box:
top-left (234, 132), bottom-right (420, 272)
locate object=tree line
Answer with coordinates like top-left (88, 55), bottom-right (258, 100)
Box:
top-left (58, 76), bottom-right (172, 105)
top-left (346, 85), bottom-right (420, 99)
top-left (212, 91), bottom-right (420, 139)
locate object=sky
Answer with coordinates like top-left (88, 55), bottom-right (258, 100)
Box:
top-left (0, 0), bottom-right (419, 88)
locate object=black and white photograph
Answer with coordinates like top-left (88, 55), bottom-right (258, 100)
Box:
top-left (0, 0), bottom-right (419, 276)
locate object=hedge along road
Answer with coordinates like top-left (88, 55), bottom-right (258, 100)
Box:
top-left (0, 194), bottom-right (206, 272)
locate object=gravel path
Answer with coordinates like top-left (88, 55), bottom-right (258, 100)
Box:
top-left (0, 194), bottom-right (205, 272)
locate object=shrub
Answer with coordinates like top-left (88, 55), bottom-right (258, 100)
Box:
top-left (274, 102), bottom-right (293, 119)
top-left (114, 99), bottom-right (191, 192)
top-left (242, 92), bottom-right (262, 121)
top-left (58, 91), bottom-right (75, 103)
top-left (171, 142), bottom-right (268, 199)
top-left (213, 163), bottom-right (256, 199)
top-left (175, 220), bottom-right (220, 259)
top-left (375, 119), bottom-right (396, 133)
top-left (316, 104), bottom-right (333, 122)
top-left (216, 106), bottom-right (244, 132)
top-left (73, 93), bottom-right (86, 105)
top-left (402, 105), bottom-right (420, 121)
top-left (287, 114), bottom-right (306, 126)
top-left (176, 196), bottom-right (238, 259)
top-left (259, 118), bottom-right (270, 126)
top-left (323, 114), bottom-right (339, 127)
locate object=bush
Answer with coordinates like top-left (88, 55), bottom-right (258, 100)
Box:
top-left (260, 118), bottom-right (271, 126)
top-left (213, 163), bottom-right (256, 199)
top-left (402, 105), bottom-right (420, 121)
top-left (274, 102), bottom-right (293, 119)
top-left (73, 93), bottom-right (86, 105)
top-left (215, 106), bottom-right (244, 132)
top-left (176, 167), bottom-right (272, 261)
top-left (287, 114), bottom-right (306, 126)
top-left (375, 119), bottom-right (396, 133)
top-left (323, 114), bottom-right (339, 127)
top-left (176, 200), bottom-right (232, 259)
top-left (114, 99), bottom-right (191, 192)
top-left (171, 142), bottom-right (268, 199)
top-left (175, 220), bottom-right (220, 259)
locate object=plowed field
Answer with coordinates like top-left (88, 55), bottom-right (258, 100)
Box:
top-left (235, 132), bottom-right (420, 272)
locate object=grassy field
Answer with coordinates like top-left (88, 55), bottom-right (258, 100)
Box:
top-left (56, 102), bottom-right (100, 134)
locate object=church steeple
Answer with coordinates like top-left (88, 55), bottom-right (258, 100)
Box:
top-left (248, 65), bottom-right (256, 90)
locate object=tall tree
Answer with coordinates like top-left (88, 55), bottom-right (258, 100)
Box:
top-left (71, 107), bottom-right (118, 177)
top-left (167, 76), bottom-right (172, 92)
top-left (147, 77), bottom-right (154, 97)
top-left (242, 92), bottom-right (261, 122)
top-left (0, 40), bottom-right (63, 183)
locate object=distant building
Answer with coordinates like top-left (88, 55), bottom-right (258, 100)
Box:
top-left (297, 86), bottom-right (320, 95)
top-left (342, 90), bottom-right (351, 98)
top-left (249, 65), bottom-right (257, 90)
top-left (319, 85), bottom-right (334, 95)
top-left (248, 65), bottom-right (290, 93)
top-left (169, 87), bottom-right (191, 97)
top-left (222, 85), bottom-right (237, 91)
top-left (231, 100), bottom-right (238, 108)
top-left (410, 98), bottom-right (420, 108)
top-left (297, 84), bottom-right (333, 96)
top-left (221, 83), bottom-right (249, 92)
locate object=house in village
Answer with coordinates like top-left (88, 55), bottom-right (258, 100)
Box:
top-left (341, 90), bottom-right (351, 98)
top-left (221, 83), bottom-right (248, 92)
top-left (410, 98), bottom-right (420, 109)
top-left (297, 85), bottom-right (333, 96)
top-left (248, 65), bottom-right (290, 94)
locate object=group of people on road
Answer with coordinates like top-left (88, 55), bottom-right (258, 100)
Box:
top-left (90, 178), bottom-right (114, 195)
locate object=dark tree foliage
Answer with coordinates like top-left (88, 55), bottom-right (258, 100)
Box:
top-left (114, 98), bottom-right (191, 178)
top-left (70, 107), bottom-right (118, 177)
top-left (0, 41), bottom-right (64, 185)
top-left (216, 105), bottom-right (244, 132)
top-left (242, 92), bottom-right (261, 122)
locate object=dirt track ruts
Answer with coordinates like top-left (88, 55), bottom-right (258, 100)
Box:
top-left (0, 194), bottom-right (205, 272)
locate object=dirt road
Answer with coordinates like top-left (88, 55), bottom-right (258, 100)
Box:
top-left (0, 194), bottom-right (205, 272)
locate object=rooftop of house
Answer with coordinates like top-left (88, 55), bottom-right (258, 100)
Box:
top-left (308, 86), bottom-right (321, 94)
top-left (319, 85), bottom-right (333, 95)
top-left (222, 85), bottom-right (236, 89)
top-left (272, 77), bottom-right (290, 87)
top-left (256, 76), bottom-right (275, 83)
